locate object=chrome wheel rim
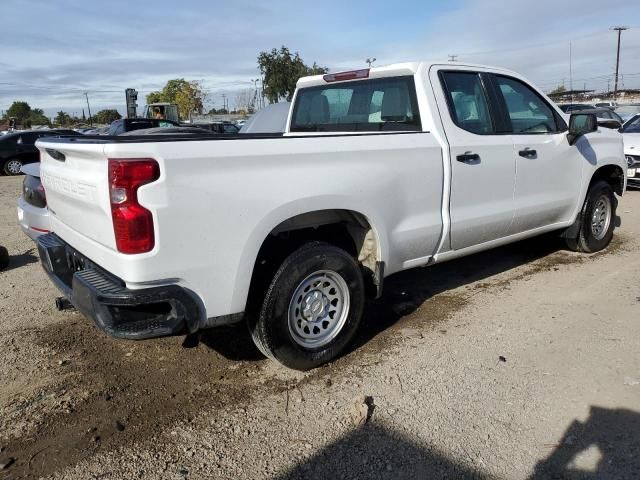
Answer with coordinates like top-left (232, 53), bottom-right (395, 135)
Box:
top-left (288, 270), bottom-right (350, 349)
top-left (6, 160), bottom-right (22, 175)
top-left (591, 195), bottom-right (611, 240)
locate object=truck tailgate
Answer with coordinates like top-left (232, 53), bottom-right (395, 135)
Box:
top-left (38, 140), bottom-right (116, 250)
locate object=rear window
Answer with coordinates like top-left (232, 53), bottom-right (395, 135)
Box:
top-left (290, 76), bottom-right (421, 132)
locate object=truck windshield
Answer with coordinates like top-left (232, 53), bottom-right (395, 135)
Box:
top-left (290, 76), bottom-right (421, 132)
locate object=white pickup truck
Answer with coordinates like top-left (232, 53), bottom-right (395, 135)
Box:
top-left (36, 62), bottom-right (626, 370)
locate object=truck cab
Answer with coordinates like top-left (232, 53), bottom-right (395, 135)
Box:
top-left (143, 103), bottom-right (180, 122)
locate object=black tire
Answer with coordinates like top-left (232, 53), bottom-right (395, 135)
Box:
top-left (0, 246), bottom-right (8, 271)
top-left (565, 180), bottom-right (617, 253)
top-left (249, 242), bottom-right (365, 370)
top-left (3, 158), bottom-right (23, 176)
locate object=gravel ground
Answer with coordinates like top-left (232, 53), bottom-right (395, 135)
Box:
top-left (0, 174), bottom-right (639, 480)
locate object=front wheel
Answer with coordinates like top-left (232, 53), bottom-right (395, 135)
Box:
top-left (3, 158), bottom-right (23, 176)
top-left (249, 242), bottom-right (365, 370)
top-left (565, 180), bottom-right (617, 253)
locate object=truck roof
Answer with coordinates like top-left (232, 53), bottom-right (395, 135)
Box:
top-left (296, 61), bottom-right (518, 89)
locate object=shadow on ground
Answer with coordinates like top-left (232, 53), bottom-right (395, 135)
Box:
top-left (197, 233), bottom-right (568, 362)
top-left (531, 406), bottom-right (640, 479)
top-left (1, 248), bottom-right (38, 272)
top-left (275, 423), bottom-right (490, 480)
top-left (275, 406), bottom-right (640, 480)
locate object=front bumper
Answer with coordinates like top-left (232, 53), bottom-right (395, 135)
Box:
top-left (36, 233), bottom-right (203, 339)
top-left (627, 157), bottom-right (640, 188)
top-left (17, 197), bottom-right (50, 241)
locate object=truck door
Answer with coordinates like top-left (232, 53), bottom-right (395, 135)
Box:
top-left (490, 74), bottom-right (582, 233)
top-left (432, 69), bottom-right (516, 250)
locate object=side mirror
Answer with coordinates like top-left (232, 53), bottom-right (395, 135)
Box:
top-left (568, 113), bottom-right (597, 145)
top-left (597, 119), bottom-right (622, 130)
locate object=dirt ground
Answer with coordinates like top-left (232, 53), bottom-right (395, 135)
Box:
top-left (0, 174), bottom-right (639, 480)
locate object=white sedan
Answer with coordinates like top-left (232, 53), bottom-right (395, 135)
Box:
top-left (622, 114), bottom-right (640, 188)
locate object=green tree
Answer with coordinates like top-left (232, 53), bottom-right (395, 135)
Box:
top-left (146, 91), bottom-right (163, 104)
top-left (54, 111), bottom-right (72, 126)
top-left (146, 79), bottom-right (207, 120)
top-left (94, 109), bottom-right (122, 124)
top-left (257, 46), bottom-right (328, 103)
top-left (6, 101), bottom-right (32, 122)
top-left (28, 108), bottom-right (51, 126)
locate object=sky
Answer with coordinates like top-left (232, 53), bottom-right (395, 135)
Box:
top-left (1, 0), bottom-right (639, 118)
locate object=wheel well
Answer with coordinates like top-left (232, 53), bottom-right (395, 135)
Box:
top-left (248, 210), bottom-right (382, 303)
top-left (590, 165), bottom-right (624, 195)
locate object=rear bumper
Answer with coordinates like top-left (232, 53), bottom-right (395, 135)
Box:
top-left (17, 197), bottom-right (50, 240)
top-left (36, 233), bottom-right (204, 339)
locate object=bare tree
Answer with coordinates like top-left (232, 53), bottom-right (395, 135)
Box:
top-left (234, 89), bottom-right (255, 113)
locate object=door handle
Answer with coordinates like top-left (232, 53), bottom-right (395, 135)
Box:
top-left (518, 148), bottom-right (537, 158)
top-left (456, 152), bottom-right (480, 163)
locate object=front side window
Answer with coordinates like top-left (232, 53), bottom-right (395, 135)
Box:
top-left (291, 76), bottom-right (421, 132)
top-left (495, 76), bottom-right (559, 134)
top-left (440, 72), bottom-right (494, 135)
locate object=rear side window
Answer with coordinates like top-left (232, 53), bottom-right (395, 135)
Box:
top-left (290, 76), bottom-right (421, 132)
top-left (495, 76), bottom-right (560, 134)
top-left (440, 72), bottom-right (494, 135)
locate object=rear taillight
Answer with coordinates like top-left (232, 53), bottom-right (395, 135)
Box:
top-left (108, 159), bottom-right (160, 254)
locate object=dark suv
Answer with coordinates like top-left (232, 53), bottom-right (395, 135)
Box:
top-left (0, 129), bottom-right (81, 176)
top-left (107, 118), bottom-right (180, 135)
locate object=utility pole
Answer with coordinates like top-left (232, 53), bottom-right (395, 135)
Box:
top-left (252, 79), bottom-right (260, 111)
top-left (569, 42), bottom-right (573, 103)
top-left (448, 54), bottom-right (458, 62)
top-left (84, 92), bottom-right (93, 127)
top-left (365, 58), bottom-right (376, 68)
top-left (611, 26), bottom-right (629, 101)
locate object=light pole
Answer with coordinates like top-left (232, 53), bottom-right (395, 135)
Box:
top-left (366, 57), bottom-right (376, 68)
top-left (84, 92), bottom-right (93, 127)
top-left (610, 26), bottom-right (629, 101)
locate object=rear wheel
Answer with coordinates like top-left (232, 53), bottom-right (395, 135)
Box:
top-left (3, 158), bottom-right (23, 176)
top-left (565, 180), bottom-right (616, 253)
top-left (249, 242), bottom-right (365, 370)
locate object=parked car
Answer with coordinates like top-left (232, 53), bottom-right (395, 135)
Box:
top-left (191, 122), bottom-right (240, 134)
top-left (558, 104), bottom-right (592, 113)
top-left (120, 126), bottom-right (215, 136)
top-left (594, 101), bottom-right (618, 109)
top-left (573, 108), bottom-right (623, 129)
top-left (35, 62), bottom-right (625, 370)
top-left (621, 114), bottom-right (640, 188)
top-left (107, 118), bottom-right (180, 135)
top-left (239, 102), bottom-right (290, 134)
top-left (0, 129), bottom-right (81, 175)
top-left (16, 163), bottom-right (49, 239)
top-left (615, 104), bottom-right (640, 123)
